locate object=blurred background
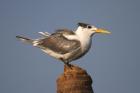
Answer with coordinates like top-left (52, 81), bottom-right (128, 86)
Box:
top-left (0, 0), bottom-right (140, 93)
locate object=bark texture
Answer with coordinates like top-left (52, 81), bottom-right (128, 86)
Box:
top-left (57, 65), bottom-right (93, 93)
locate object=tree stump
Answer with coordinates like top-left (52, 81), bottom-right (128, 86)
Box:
top-left (57, 65), bottom-right (94, 93)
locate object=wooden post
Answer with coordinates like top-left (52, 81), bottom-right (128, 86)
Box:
top-left (57, 65), bottom-right (94, 93)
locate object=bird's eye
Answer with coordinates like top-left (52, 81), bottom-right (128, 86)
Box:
top-left (87, 25), bottom-right (92, 29)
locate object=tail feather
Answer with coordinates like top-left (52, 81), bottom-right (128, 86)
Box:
top-left (38, 32), bottom-right (50, 37)
top-left (16, 35), bottom-right (33, 44)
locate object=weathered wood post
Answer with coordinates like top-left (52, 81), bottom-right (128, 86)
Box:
top-left (57, 65), bottom-right (94, 93)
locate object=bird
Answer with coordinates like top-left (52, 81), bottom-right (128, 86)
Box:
top-left (16, 22), bottom-right (110, 66)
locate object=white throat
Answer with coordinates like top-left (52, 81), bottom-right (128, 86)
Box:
top-left (75, 27), bottom-right (92, 51)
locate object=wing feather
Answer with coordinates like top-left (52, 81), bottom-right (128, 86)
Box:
top-left (37, 30), bottom-right (81, 54)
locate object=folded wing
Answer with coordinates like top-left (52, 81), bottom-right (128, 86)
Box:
top-left (37, 29), bottom-right (81, 54)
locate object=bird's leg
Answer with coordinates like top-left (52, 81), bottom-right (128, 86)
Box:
top-left (64, 62), bottom-right (73, 69)
top-left (65, 60), bottom-right (74, 69)
top-left (65, 62), bottom-right (72, 68)
top-left (60, 58), bottom-right (72, 69)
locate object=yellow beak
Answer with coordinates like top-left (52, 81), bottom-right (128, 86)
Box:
top-left (95, 28), bottom-right (111, 34)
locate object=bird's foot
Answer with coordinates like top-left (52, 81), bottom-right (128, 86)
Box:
top-left (64, 62), bottom-right (73, 69)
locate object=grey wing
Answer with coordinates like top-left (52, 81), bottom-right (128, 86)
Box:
top-left (55, 29), bottom-right (75, 35)
top-left (37, 33), bottom-right (81, 54)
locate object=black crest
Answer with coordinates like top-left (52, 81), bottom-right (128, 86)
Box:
top-left (77, 22), bottom-right (90, 28)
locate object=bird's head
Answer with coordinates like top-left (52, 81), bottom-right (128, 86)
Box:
top-left (77, 22), bottom-right (111, 36)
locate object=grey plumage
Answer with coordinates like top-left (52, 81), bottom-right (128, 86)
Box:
top-left (16, 29), bottom-right (80, 54)
top-left (37, 31), bottom-right (81, 54)
top-left (16, 29), bottom-right (82, 64)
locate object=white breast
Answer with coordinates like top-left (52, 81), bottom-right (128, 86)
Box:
top-left (75, 28), bottom-right (92, 53)
top-left (78, 35), bottom-right (92, 53)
